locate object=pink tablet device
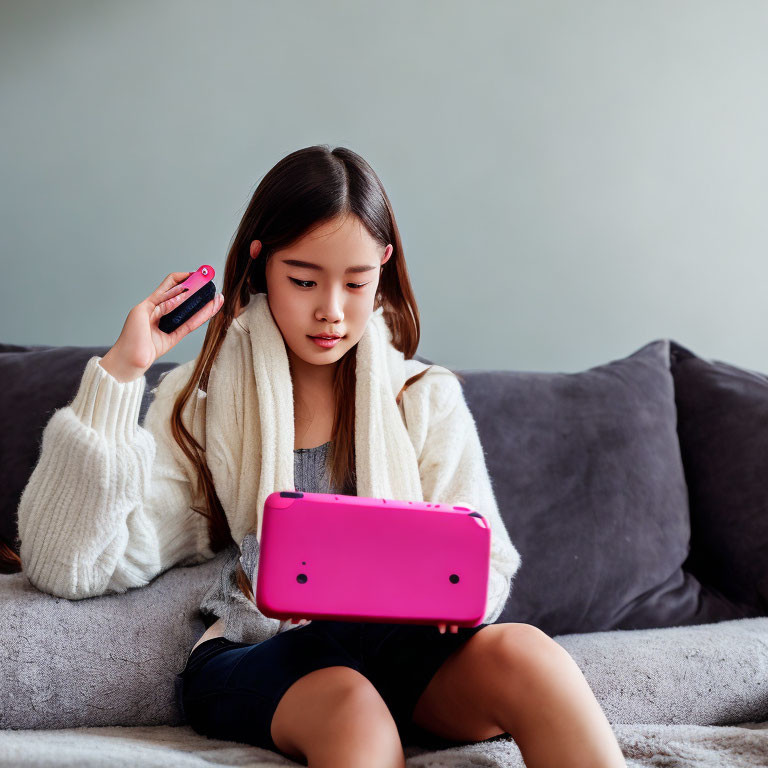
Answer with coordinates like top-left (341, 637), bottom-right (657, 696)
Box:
top-left (255, 491), bottom-right (491, 627)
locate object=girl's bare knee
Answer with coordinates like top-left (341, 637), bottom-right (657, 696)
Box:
top-left (270, 665), bottom-right (404, 767)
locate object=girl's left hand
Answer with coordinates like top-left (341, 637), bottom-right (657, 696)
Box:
top-left (438, 623), bottom-right (460, 634)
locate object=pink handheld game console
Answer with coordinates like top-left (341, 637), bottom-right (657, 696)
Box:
top-left (255, 491), bottom-right (491, 627)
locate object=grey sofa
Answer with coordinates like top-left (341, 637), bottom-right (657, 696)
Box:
top-left (1, 338), bottom-right (767, 768)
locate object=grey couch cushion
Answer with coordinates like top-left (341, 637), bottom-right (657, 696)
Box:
top-left (0, 550), bottom-right (226, 729)
top-left (670, 340), bottom-right (768, 615)
top-left (553, 615), bottom-right (768, 726)
top-left (460, 339), bottom-right (756, 638)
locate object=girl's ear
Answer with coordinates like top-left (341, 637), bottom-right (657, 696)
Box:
top-left (381, 244), bottom-right (393, 266)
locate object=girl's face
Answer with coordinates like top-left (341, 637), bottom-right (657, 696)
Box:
top-left (254, 214), bottom-right (392, 378)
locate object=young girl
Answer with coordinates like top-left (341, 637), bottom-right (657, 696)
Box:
top-left (17, 145), bottom-right (626, 768)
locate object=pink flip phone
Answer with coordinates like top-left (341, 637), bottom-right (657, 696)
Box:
top-left (255, 491), bottom-right (491, 627)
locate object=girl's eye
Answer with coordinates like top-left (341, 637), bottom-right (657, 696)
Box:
top-left (289, 278), bottom-right (368, 290)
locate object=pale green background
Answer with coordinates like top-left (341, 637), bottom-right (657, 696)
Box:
top-left (2, 0), bottom-right (767, 374)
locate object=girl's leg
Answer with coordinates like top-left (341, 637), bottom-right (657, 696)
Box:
top-left (493, 625), bottom-right (626, 768)
top-left (412, 623), bottom-right (626, 768)
top-left (271, 664), bottom-right (406, 768)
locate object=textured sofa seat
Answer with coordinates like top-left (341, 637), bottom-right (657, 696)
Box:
top-left (1, 615), bottom-right (767, 767)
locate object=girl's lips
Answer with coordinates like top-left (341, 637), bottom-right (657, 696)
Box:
top-left (308, 335), bottom-right (344, 348)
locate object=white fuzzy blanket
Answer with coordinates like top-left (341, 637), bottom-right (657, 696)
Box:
top-left (1, 721), bottom-right (767, 767)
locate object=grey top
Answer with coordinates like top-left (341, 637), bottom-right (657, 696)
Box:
top-left (198, 440), bottom-right (357, 643)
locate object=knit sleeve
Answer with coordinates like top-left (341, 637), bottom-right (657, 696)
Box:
top-left (17, 355), bottom-right (209, 600)
top-left (406, 371), bottom-right (522, 625)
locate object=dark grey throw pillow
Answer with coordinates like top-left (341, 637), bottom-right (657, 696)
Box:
top-left (459, 339), bottom-right (756, 638)
top-left (0, 344), bottom-right (176, 560)
top-left (670, 340), bottom-right (768, 615)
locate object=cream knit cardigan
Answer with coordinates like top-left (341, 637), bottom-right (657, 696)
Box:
top-left (18, 293), bottom-right (522, 625)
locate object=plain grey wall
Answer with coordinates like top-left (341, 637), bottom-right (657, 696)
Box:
top-left (2, 0), bottom-right (767, 374)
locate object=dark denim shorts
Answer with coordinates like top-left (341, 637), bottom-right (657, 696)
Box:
top-left (175, 618), bottom-right (489, 758)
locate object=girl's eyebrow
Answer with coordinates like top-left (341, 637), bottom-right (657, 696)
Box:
top-left (280, 258), bottom-right (376, 274)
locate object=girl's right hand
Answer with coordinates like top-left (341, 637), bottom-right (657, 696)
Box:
top-left (99, 271), bottom-right (224, 383)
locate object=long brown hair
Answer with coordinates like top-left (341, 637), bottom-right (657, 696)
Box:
top-left (6, 145), bottom-right (465, 603)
